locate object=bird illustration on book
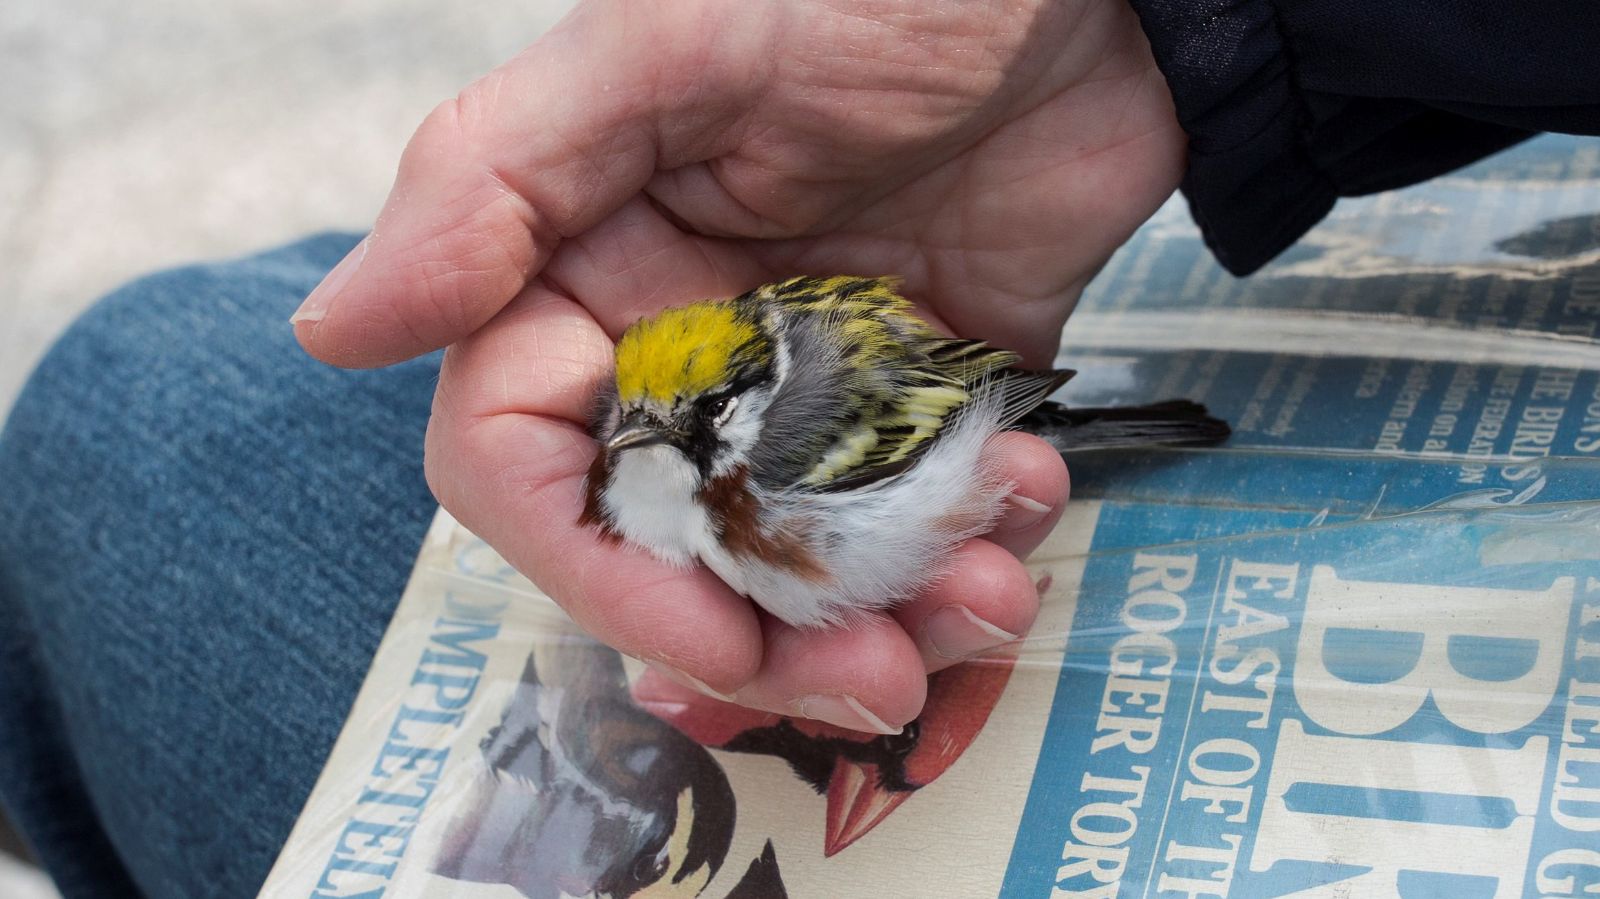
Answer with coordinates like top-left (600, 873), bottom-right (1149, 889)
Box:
top-left (582, 275), bottom-right (1229, 628)
top-left (633, 648), bottom-right (1022, 856)
top-left (431, 640), bottom-right (787, 899)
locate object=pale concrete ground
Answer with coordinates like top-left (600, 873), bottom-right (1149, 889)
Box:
top-left (1, 0), bottom-right (575, 418)
top-left (0, 0), bottom-right (574, 889)
top-left (0, 854), bottom-right (58, 899)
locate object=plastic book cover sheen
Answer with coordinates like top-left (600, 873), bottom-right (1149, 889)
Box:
top-left (259, 135), bottom-right (1600, 899)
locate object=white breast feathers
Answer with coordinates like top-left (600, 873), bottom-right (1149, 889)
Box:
top-left (699, 394), bottom-right (1012, 628)
top-left (601, 445), bottom-right (716, 568)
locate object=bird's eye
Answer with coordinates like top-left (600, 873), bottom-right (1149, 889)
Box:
top-left (634, 851), bottom-right (670, 883)
top-left (708, 395), bottom-right (738, 427)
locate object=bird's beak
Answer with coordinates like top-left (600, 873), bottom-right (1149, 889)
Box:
top-left (606, 411), bottom-right (675, 453)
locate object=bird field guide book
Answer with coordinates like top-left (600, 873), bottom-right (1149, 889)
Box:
top-left (260, 135), bottom-right (1600, 898)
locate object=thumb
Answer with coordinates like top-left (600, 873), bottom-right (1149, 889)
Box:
top-left (292, 1), bottom-right (768, 368)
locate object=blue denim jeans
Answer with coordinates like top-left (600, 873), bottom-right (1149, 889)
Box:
top-left (0, 234), bottom-right (440, 898)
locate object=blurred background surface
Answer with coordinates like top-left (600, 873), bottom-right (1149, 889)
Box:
top-left (0, 0), bottom-right (572, 891)
top-left (1, 0), bottom-right (573, 417)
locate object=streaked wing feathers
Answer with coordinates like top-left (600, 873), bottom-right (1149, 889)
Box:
top-left (759, 276), bottom-right (1069, 491)
top-left (989, 368), bottom-right (1076, 427)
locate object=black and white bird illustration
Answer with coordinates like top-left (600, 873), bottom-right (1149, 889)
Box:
top-left (432, 639), bottom-right (773, 898)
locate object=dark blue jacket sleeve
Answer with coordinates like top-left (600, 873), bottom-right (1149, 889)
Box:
top-left (1130, 0), bottom-right (1600, 274)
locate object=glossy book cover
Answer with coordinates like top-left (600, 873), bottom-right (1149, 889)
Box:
top-left (260, 135), bottom-right (1600, 898)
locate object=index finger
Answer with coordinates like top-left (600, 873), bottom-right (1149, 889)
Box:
top-left (290, 1), bottom-right (767, 369)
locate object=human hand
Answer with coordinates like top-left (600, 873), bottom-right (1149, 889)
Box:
top-left (292, 0), bottom-right (1184, 732)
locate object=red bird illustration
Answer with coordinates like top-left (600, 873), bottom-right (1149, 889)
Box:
top-left (632, 649), bottom-right (1019, 856)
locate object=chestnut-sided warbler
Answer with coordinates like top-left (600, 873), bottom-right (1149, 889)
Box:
top-left (581, 276), bottom-right (1227, 628)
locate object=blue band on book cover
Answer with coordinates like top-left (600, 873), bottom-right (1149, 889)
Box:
top-left (1004, 135), bottom-right (1600, 897)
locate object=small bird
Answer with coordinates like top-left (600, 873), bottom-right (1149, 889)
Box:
top-left (582, 276), bottom-right (1227, 628)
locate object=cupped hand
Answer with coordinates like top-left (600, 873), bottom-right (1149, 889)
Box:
top-left (292, 0), bottom-right (1184, 732)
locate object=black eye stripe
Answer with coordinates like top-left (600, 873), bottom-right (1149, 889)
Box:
top-left (727, 365), bottom-right (771, 397)
top-left (698, 365), bottom-right (771, 416)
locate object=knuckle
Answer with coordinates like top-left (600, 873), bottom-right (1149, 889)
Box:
top-left (422, 414), bottom-right (461, 511)
top-left (451, 72), bottom-right (505, 144)
top-left (962, 541), bottom-right (1041, 617)
top-left (400, 97), bottom-right (469, 178)
top-left (415, 77), bottom-right (508, 158)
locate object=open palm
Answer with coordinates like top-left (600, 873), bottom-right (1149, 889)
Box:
top-left (293, 0), bottom-right (1183, 731)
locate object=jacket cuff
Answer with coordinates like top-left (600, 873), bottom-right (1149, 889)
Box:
top-left (1128, 0), bottom-right (1531, 275)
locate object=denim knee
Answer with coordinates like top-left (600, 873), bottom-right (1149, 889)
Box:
top-left (0, 234), bottom-right (441, 898)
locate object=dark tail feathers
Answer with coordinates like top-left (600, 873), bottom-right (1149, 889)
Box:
top-left (1021, 399), bottom-right (1231, 453)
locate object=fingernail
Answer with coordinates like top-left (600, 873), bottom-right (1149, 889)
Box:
top-left (1002, 493), bottom-right (1052, 531)
top-left (645, 660), bottom-right (735, 703)
top-left (923, 605), bottom-right (1019, 660)
top-left (794, 695), bottom-right (901, 735)
top-left (291, 237), bottom-right (367, 324)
